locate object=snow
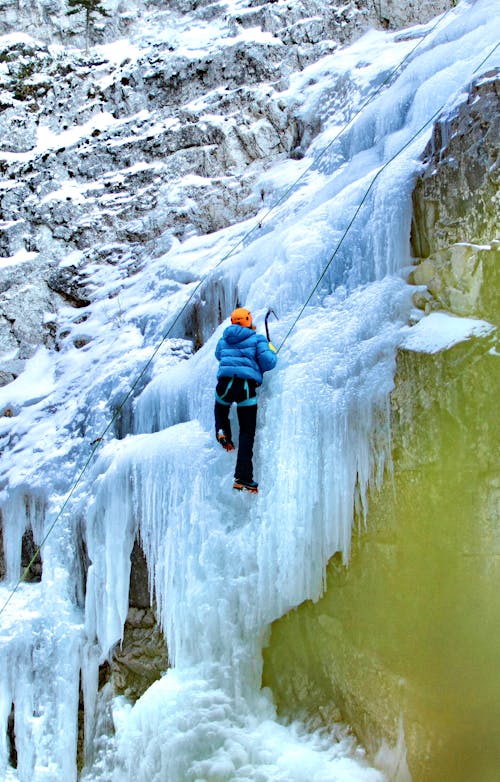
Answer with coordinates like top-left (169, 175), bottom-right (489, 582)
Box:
top-left (0, 349), bottom-right (54, 407)
top-left (1, 0), bottom-right (499, 780)
top-left (400, 311), bottom-right (495, 353)
top-left (0, 249), bottom-right (39, 267)
top-left (0, 180), bottom-right (23, 191)
top-left (95, 39), bottom-right (142, 66)
top-left (0, 33), bottom-right (43, 49)
top-left (36, 112), bottom-right (121, 151)
top-left (39, 180), bottom-right (104, 205)
top-left (0, 110), bottom-right (152, 162)
top-left (175, 26), bottom-right (282, 58)
top-left (58, 250), bottom-right (84, 269)
top-left (112, 668), bottom-right (382, 782)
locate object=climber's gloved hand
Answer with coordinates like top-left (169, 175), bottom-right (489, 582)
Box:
top-left (268, 342), bottom-right (277, 353)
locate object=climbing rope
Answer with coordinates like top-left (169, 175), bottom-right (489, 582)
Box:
top-left (276, 39), bottom-right (499, 352)
top-left (0, 15), bottom-right (496, 617)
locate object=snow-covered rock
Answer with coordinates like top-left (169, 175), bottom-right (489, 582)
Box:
top-left (0, 0), bottom-right (455, 381)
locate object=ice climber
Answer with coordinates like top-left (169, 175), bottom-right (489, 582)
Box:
top-left (214, 307), bottom-right (277, 493)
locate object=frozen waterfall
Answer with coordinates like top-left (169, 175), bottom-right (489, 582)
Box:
top-left (0, 1), bottom-right (499, 780)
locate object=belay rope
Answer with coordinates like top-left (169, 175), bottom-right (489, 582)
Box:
top-left (0, 18), bottom-right (497, 616)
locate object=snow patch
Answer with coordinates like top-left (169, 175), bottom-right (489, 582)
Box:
top-left (0, 348), bottom-right (55, 407)
top-left (400, 311), bottom-right (495, 353)
top-left (0, 248), bottom-right (38, 267)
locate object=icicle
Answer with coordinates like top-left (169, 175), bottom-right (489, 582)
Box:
top-left (0, 490), bottom-right (46, 583)
top-left (0, 584), bottom-right (82, 782)
top-left (84, 455), bottom-right (139, 659)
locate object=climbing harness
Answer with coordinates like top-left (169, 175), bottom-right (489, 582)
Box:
top-left (216, 377), bottom-right (257, 408)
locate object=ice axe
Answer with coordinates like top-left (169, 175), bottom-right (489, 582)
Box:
top-left (265, 308), bottom-right (279, 343)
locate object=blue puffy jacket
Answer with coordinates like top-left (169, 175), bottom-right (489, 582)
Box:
top-left (215, 325), bottom-right (277, 385)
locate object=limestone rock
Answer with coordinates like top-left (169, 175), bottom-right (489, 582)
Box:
top-left (410, 241), bottom-right (499, 320)
top-left (410, 69), bottom-right (499, 317)
top-left (20, 527), bottom-right (42, 582)
top-left (110, 606), bottom-right (168, 702)
top-left (47, 266), bottom-right (92, 308)
top-left (377, 0), bottom-right (450, 29)
top-left (128, 539), bottom-right (151, 610)
top-left (108, 541), bottom-right (169, 702)
top-left (0, 0), bottom-right (452, 49)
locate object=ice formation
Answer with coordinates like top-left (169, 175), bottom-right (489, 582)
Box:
top-left (0, 1), bottom-right (498, 780)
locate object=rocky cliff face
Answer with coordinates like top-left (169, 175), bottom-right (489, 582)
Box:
top-left (410, 70), bottom-right (499, 320)
top-left (263, 69), bottom-right (499, 782)
top-left (0, 0), bottom-right (452, 47)
top-left (0, 0), bottom-right (452, 385)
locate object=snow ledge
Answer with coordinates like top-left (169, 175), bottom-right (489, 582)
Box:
top-left (399, 311), bottom-right (495, 354)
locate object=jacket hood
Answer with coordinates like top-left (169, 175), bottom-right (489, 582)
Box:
top-left (223, 324), bottom-right (254, 345)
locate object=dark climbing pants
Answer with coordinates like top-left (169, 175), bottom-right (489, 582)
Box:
top-left (214, 376), bottom-right (258, 483)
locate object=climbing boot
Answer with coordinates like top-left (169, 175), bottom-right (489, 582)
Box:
top-left (217, 430), bottom-right (235, 451)
top-left (233, 478), bottom-right (259, 494)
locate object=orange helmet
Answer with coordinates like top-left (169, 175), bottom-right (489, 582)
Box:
top-left (231, 307), bottom-right (253, 328)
